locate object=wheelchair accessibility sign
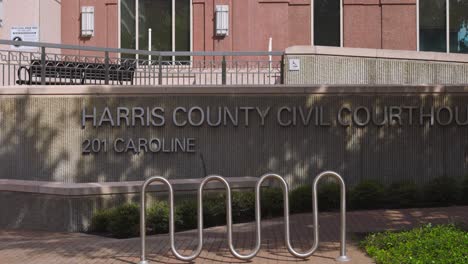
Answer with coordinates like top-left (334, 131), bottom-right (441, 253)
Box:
top-left (288, 59), bottom-right (300, 71)
top-left (10, 26), bottom-right (39, 50)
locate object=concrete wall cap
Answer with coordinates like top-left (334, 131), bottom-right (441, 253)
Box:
top-left (285, 45), bottom-right (468, 63)
top-left (1, 85), bottom-right (468, 95)
top-left (0, 177), bottom-right (261, 196)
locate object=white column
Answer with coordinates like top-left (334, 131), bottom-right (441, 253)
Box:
top-left (340, 0), bottom-right (344, 47)
top-left (268, 37), bottom-right (272, 75)
top-left (416, 0), bottom-right (419, 51)
top-left (190, 0), bottom-right (193, 52)
top-left (446, 0), bottom-right (450, 53)
top-left (311, 0), bottom-right (314, 45)
top-left (148, 28), bottom-right (152, 63)
top-left (172, 0), bottom-right (176, 63)
top-left (118, 0), bottom-right (121, 51)
top-left (136, 0), bottom-right (139, 62)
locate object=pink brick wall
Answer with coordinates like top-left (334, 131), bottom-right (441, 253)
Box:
top-left (193, 0), bottom-right (311, 52)
top-left (62, 0), bottom-right (118, 55)
top-left (59, 0), bottom-right (417, 53)
top-left (344, 0), bottom-right (417, 50)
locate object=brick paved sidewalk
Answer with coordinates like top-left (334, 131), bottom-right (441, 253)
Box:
top-left (0, 206), bottom-right (467, 264)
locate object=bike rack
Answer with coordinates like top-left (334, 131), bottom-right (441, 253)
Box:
top-left (139, 171), bottom-right (350, 263)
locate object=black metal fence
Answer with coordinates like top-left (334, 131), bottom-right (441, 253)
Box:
top-left (0, 40), bottom-right (284, 86)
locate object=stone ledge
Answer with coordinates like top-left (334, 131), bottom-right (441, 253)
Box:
top-left (0, 85), bottom-right (467, 95)
top-left (285, 45), bottom-right (468, 63)
top-left (0, 177), bottom-right (260, 196)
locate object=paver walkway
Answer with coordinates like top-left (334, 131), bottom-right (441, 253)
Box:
top-left (0, 206), bottom-right (467, 264)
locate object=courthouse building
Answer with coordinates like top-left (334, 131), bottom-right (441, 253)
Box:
top-left (0, 0), bottom-right (467, 54)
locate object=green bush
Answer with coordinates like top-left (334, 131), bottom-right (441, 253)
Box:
top-left (423, 176), bottom-right (459, 206)
top-left (289, 182), bottom-right (341, 214)
top-left (107, 203), bottom-right (140, 238)
top-left (317, 182), bottom-right (341, 211)
top-left (89, 174), bottom-right (468, 239)
top-left (147, 200), bottom-right (170, 234)
top-left (361, 224), bottom-right (468, 264)
top-left (349, 180), bottom-right (385, 210)
top-left (203, 193), bottom-right (227, 228)
top-left (461, 175), bottom-right (468, 204)
top-left (384, 181), bottom-right (419, 208)
top-left (232, 191), bottom-right (255, 223)
top-left (89, 208), bottom-right (113, 233)
top-left (175, 200), bottom-right (198, 231)
top-left (260, 187), bottom-right (284, 218)
top-left (289, 185), bottom-right (311, 214)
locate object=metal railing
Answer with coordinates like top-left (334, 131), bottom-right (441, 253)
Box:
top-left (0, 39), bottom-right (284, 86)
top-left (139, 171), bottom-right (351, 263)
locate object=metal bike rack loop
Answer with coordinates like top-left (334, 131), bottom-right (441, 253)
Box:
top-left (139, 171), bottom-right (350, 263)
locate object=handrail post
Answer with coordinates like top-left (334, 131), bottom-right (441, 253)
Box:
top-left (280, 54), bottom-right (285, 84)
top-left (104, 51), bottom-right (110, 85)
top-left (40, 46), bottom-right (46, 85)
top-left (221, 55), bottom-right (227, 85)
top-left (158, 54), bottom-right (162, 85)
top-left (7, 51), bottom-right (11, 85)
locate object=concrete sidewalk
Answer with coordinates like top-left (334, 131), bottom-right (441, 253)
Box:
top-left (0, 206), bottom-right (467, 264)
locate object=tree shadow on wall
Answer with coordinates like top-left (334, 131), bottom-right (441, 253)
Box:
top-left (72, 95), bottom-right (207, 185)
top-left (73, 85), bottom-right (468, 189)
top-left (0, 95), bottom-right (68, 181)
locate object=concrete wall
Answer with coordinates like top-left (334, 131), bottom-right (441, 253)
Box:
top-left (285, 46), bottom-right (468, 85)
top-left (0, 177), bottom-right (259, 231)
top-left (0, 85), bottom-right (468, 231)
top-left (0, 0), bottom-right (61, 46)
top-left (0, 85), bottom-right (466, 185)
top-left (0, 85), bottom-right (467, 231)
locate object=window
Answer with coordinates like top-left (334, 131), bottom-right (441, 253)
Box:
top-left (419, 0), bottom-right (446, 52)
top-left (314, 0), bottom-right (342, 47)
top-left (121, 0), bottom-right (136, 51)
top-left (419, 0), bottom-right (468, 53)
top-left (0, 0), bottom-right (3, 27)
top-left (450, 0), bottom-right (468, 53)
top-left (120, 0), bottom-right (191, 59)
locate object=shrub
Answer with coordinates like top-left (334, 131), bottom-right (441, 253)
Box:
top-left (107, 203), bottom-right (140, 238)
top-left (203, 193), bottom-right (227, 228)
top-left (175, 200), bottom-right (198, 231)
top-left (147, 200), bottom-right (170, 234)
top-left (361, 224), bottom-right (468, 264)
top-left (289, 185), bottom-right (311, 214)
top-left (232, 191), bottom-right (255, 223)
top-left (423, 176), bottom-right (459, 206)
top-left (384, 181), bottom-right (419, 208)
top-left (461, 175), bottom-right (468, 204)
top-left (260, 187), bottom-right (284, 217)
top-left (289, 182), bottom-right (341, 214)
top-left (349, 180), bottom-right (385, 210)
top-left (89, 208), bottom-right (113, 233)
top-left (317, 182), bottom-right (341, 211)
